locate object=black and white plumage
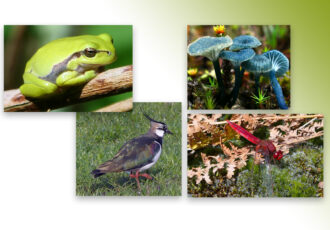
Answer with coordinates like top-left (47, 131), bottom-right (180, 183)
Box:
top-left (91, 114), bottom-right (173, 190)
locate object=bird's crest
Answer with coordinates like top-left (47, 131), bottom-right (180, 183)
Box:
top-left (143, 113), bottom-right (166, 125)
top-left (143, 113), bottom-right (173, 135)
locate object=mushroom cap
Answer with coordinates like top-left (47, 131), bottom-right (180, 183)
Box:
top-left (187, 35), bottom-right (233, 61)
top-left (219, 48), bottom-right (255, 66)
top-left (262, 50), bottom-right (289, 77)
top-left (241, 54), bottom-right (272, 73)
top-left (229, 35), bottom-right (261, 51)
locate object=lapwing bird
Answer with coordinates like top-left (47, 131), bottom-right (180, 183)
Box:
top-left (91, 114), bottom-right (173, 190)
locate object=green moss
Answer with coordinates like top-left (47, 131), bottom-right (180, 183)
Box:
top-left (271, 146), bottom-right (323, 197)
top-left (188, 143), bottom-right (323, 197)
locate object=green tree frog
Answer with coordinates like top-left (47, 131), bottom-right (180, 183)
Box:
top-left (19, 34), bottom-right (116, 99)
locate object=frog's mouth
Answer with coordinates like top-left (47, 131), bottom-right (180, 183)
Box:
top-left (95, 50), bottom-right (112, 56)
top-left (77, 59), bottom-right (115, 72)
top-left (78, 53), bottom-right (117, 70)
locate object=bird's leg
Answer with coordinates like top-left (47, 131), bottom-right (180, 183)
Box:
top-left (135, 171), bottom-right (141, 190)
top-left (130, 171), bottom-right (141, 190)
top-left (129, 171), bottom-right (152, 190)
top-left (140, 173), bottom-right (153, 180)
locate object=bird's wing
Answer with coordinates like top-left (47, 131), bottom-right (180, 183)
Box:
top-left (96, 136), bottom-right (161, 173)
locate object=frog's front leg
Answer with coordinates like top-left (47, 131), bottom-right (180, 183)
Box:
top-left (56, 70), bottom-right (96, 87)
top-left (20, 72), bottom-right (58, 98)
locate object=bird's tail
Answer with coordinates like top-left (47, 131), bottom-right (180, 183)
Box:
top-left (91, 169), bottom-right (105, 178)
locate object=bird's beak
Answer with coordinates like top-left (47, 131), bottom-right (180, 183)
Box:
top-left (165, 128), bottom-right (173, 135)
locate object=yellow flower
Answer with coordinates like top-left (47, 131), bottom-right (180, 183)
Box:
top-left (187, 68), bottom-right (198, 76)
top-left (213, 25), bottom-right (225, 36)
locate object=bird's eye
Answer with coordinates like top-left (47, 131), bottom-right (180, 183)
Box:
top-left (84, 48), bottom-right (97, 58)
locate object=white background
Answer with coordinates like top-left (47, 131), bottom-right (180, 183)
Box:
top-left (1, 1), bottom-right (329, 230)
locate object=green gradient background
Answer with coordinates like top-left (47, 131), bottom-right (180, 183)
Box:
top-left (108, 0), bottom-right (330, 221)
top-left (116, 0), bottom-right (329, 112)
top-left (126, 0), bottom-right (330, 112)
top-left (181, 0), bottom-right (330, 226)
top-left (103, 0), bottom-right (329, 227)
top-left (1, 0), bottom-right (330, 229)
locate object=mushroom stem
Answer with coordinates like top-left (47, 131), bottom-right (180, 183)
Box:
top-left (269, 70), bottom-right (288, 109)
top-left (255, 74), bottom-right (260, 95)
top-left (212, 60), bottom-right (225, 105)
top-left (228, 66), bottom-right (242, 107)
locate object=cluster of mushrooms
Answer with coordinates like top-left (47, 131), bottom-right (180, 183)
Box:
top-left (187, 35), bottom-right (289, 109)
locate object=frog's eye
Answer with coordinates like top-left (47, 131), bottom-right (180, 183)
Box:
top-left (84, 48), bottom-right (97, 58)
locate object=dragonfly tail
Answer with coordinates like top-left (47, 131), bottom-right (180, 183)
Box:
top-left (226, 120), bottom-right (261, 145)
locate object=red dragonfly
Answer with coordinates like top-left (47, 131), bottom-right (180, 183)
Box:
top-left (226, 120), bottom-right (283, 161)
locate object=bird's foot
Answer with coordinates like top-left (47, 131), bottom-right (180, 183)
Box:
top-left (140, 173), bottom-right (153, 180)
top-left (129, 174), bottom-right (137, 179)
top-left (129, 172), bottom-right (153, 180)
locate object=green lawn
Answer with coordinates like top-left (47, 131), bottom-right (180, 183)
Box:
top-left (76, 102), bottom-right (181, 196)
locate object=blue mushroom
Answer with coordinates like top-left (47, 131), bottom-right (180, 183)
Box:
top-left (219, 48), bottom-right (255, 107)
top-left (241, 54), bottom-right (272, 73)
top-left (188, 36), bottom-right (233, 61)
top-left (262, 50), bottom-right (290, 109)
top-left (188, 36), bottom-right (233, 104)
top-left (241, 54), bottom-right (272, 104)
top-left (229, 35), bottom-right (261, 51)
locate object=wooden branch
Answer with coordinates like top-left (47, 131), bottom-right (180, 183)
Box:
top-left (205, 114), bottom-right (324, 126)
top-left (95, 98), bottom-right (133, 112)
top-left (4, 65), bottom-right (133, 112)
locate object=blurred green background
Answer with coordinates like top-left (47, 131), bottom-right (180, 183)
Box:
top-left (4, 25), bottom-right (132, 111)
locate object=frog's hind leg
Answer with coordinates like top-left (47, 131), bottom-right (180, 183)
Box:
top-left (20, 73), bottom-right (58, 98)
